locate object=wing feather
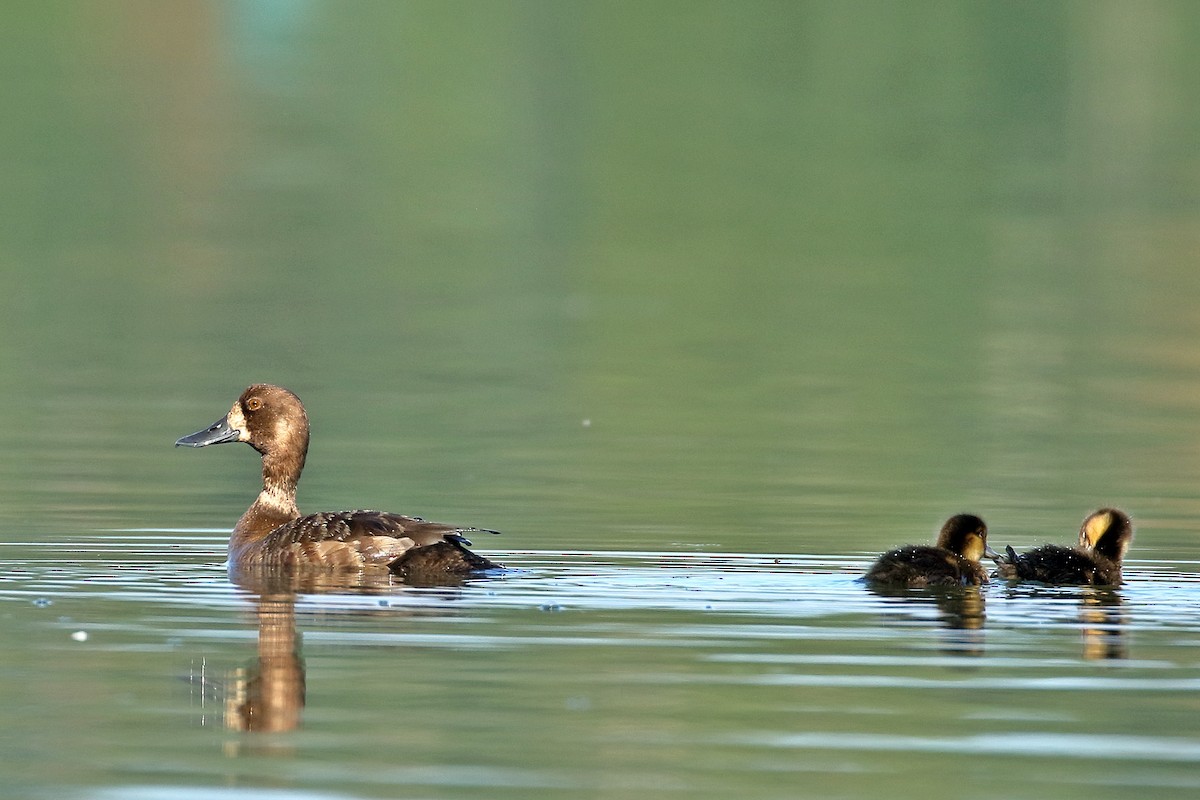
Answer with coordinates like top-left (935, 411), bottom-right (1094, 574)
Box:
top-left (257, 510), bottom-right (500, 570)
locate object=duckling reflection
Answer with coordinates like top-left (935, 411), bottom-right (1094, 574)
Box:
top-left (867, 583), bottom-right (987, 657)
top-left (1080, 587), bottom-right (1127, 660)
top-left (937, 587), bottom-right (986, 658)
top-left (997, 582), bottom-right (1130, 661)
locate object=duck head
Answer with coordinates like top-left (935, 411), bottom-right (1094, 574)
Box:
top-left (176, 384), bottom-right (310, 463)
top-left (1078, 508), bottom-right (1134, 564)
top-left (936, 513), bottom-right (999, 562)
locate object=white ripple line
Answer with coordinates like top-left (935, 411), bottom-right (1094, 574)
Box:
top-left (630, 672), bottom-right (1200, 691)
top-left (722, 731), bottom-right (1200, 761)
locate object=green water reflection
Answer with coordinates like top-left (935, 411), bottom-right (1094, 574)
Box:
top-left (1, 1), bottom-right (1200, 798)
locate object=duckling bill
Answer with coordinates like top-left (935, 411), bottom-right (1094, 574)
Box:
top-left (864, 514), bottom-right (996, 588)
top-left (993, 508), bottom-right (1132, 585)
top-left (176, 384), bottom-right (501, 578)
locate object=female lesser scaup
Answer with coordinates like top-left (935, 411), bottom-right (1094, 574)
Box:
top-left (176, 384), bottom-right (500, 578)
top-left (993, 508), bottom-right (1132, 585)
top-left (864, 514), bottom-right (996, 588)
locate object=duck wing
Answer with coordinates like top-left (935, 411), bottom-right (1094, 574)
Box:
top-left (257, 510), bottom-right (500, 570)
top-left (1004, 544), bottom-right (1097, 584)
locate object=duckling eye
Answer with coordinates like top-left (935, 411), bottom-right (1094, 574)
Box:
top-left (246, 397), bottom-right (263, 412)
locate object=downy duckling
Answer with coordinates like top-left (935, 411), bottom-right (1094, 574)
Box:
top-left (864, 514), bottom-right (996, 588)
top-left (993, 508), bottom-right (1132, 585)
top-left (176, 384), bottom-right (501, 578)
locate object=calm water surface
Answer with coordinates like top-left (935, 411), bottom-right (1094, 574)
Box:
top-left (3, 2), bottom-right (1200, 799)
top-left (1, 539), bottom-right (1199, 799)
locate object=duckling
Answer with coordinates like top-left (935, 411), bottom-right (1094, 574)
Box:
top-left (176, 384), bottom-right (501, 578)
top-left (993, 508), bottom-right (1132, 585)
top-left (864, 514), bottom-right (995, 588)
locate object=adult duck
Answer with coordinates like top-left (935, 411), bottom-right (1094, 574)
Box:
top-left (176, 384), bottom-right (500, 579)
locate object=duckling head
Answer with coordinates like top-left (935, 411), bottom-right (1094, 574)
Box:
top-left (1078, 508), bottom-right (1134, 564)
top-left (936, 514), bottom-right (998, 563)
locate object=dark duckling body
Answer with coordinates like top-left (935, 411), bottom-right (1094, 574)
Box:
top-left (864, 514), bottom-right (995, 588)
top-left (993, 508), bottom-right (1132, 585)
top-left (176, 384), bottom-right (501, 578)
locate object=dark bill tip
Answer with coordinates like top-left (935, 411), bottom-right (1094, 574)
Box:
top-left (175, 415), bottom-right (241, 448)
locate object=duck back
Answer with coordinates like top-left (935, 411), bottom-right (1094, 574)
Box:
top-left (233, 509), bottom-right (499, 572)
top-left (865, 545), bottom-right (988, 588)
top-left (996, 544), bottom-right (1120, 585)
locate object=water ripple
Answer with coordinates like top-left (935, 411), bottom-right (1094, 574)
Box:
top-left (721, 731), bottom-right (1200, 761)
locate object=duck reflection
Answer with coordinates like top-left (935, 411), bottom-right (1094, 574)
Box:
top-left (224, 590), bottom-right (304, 733)
top-left (214, 567), bottom-right (476, 738)
top-left (1079, 587), bottom-right (1127, 660)
top-left (936, 586), bottom-right (985, 629)
top-left (997, 583), bottom-right (1130, 660)
top-left (933, 587), bottom-right (986, 657)
top-left (231, 565), bottom-right (409, 597)
top-left (867, 584), bottom-right (986, 657)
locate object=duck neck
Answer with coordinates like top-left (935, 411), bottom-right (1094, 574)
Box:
top-left (231, 443), bottom-right (306, 551)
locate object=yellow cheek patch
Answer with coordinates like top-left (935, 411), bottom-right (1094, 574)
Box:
top-left (1082, 511), bottom-right (1113, 547)
top-left (959, 534), bottom-right (985, 562)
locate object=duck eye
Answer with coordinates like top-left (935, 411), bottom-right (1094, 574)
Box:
top-left (246, 397), bottom-right (263, 412)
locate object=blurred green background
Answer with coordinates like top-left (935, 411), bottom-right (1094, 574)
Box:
top-left (3, 6), bottom-right (1200, 800)
top-left (2, 0), bottom-right (1199, 555)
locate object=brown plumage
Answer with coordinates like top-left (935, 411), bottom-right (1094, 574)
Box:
top-left (993, 508), bottom-right (1132, 585)
top-left (176, 384), bottom-right (501, 577)
top-left (864, 514), bottom-right (995, 588)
